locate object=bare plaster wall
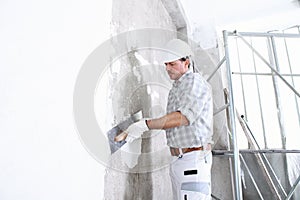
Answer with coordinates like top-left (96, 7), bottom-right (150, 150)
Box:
top-left (104, 0), bottom-right (177, 199)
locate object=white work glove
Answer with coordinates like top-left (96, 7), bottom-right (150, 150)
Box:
top-left (125, 120), bottom-right (149, 143)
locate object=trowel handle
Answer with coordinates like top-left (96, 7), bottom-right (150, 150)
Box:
top-left (114, 131), bottom-right (128, 142)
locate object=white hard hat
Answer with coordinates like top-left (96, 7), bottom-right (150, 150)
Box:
top-left (162, 39), bottom-right (194, 63)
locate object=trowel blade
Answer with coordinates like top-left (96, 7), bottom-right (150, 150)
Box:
top-left (107, 126), bottom-right (127, 154)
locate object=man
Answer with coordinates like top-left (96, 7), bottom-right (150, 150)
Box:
top-left (116, 39), bottom-right (213, 200)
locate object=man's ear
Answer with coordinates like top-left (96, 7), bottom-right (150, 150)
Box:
top-left (185, 59), bottom-right (190, 68)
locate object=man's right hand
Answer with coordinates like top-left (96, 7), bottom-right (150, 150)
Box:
top-left (114, 119), bottom-right (149, 143)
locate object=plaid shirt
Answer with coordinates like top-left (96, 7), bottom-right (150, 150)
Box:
top-left (166, 70), bottom-right (213, 148)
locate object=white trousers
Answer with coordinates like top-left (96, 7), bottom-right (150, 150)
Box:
top-left (169, 150), bottom-right (212, 200)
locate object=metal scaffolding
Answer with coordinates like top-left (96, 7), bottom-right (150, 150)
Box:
top-left (209, 26), bottom-right (300, 200)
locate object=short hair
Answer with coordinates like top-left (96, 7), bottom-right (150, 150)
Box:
top-left (179, 56), bottom-right (189, 62)
top-left (179, 56), bottom-right (191, 68)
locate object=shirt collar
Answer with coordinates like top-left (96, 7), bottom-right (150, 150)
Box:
top-left (173, 69), bottom-right (193, 87)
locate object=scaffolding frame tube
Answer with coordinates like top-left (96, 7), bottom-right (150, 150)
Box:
top-left (213, 103), bottom-right (229, 116)
top-left (282, 29), bottom-right (300, 125)
top-left (223, 30), bottom-right (243, 200)
top-left (250, 38), bottom-right (267, 149)
top-left (213, 149), bottom-right (300, 155)
top-left (268, 36), bottom-right (287, 149)
top-left (267, 36), bottom-right (291, 197)
top-left (207, 56), bottom-right (225, 82)
top-left (227, 129), bottom-right (236, 200)
top-left (224, 89), bottom-right (237, 200)
top-left (285, 175), bottom-right (300, 200)
top-left (228, 31), bottom-right (300, 38)
top-left (240, 154), bottom-right (264, 199)
top-left (232, 72), bottom-right (300, 77)
top-left (235, 38), bottom-right (248, 121)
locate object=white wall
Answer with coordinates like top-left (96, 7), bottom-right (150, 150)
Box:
top-left (0, 1), bottom-right (111, 199)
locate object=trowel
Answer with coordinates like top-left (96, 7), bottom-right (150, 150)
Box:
top-left (107, 110), bottom-right (143, 154)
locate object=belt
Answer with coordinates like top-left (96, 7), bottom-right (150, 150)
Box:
top-left (170, 145), bottom-right (211, 157)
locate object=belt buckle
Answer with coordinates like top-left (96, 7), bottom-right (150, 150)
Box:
top-left (170, 147), bottom-right (182, 157)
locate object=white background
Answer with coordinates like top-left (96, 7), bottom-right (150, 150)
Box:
top-left (0, 0), bottom-right (111, 199)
